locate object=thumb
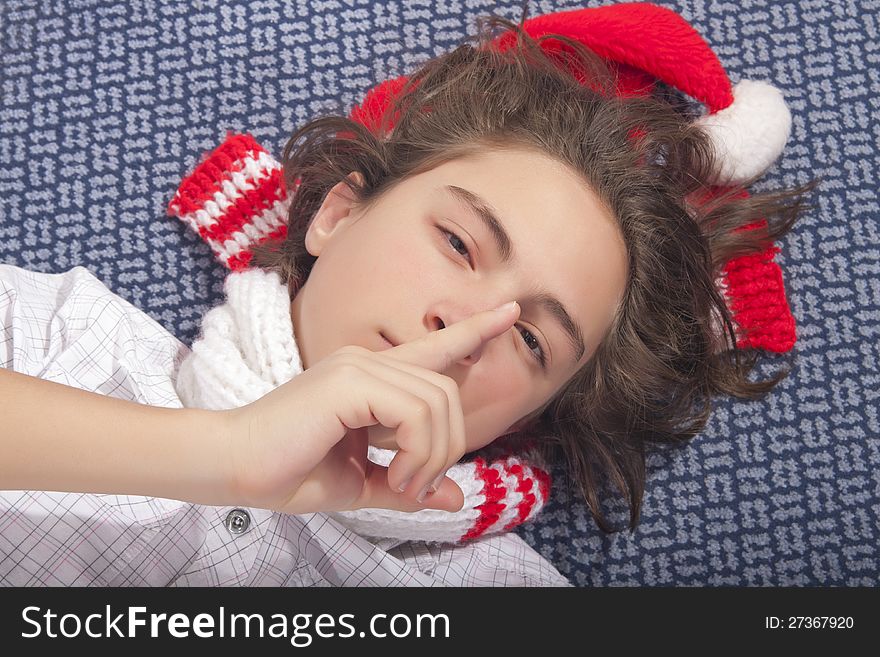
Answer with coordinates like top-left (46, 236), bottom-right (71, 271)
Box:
top-left (356, 462), bottom-right (465, 513)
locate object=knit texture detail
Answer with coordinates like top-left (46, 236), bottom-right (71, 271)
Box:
top-left (175, 268), bottom-right (302, 409)
top-left (167, 133), bottom-right (288, 272)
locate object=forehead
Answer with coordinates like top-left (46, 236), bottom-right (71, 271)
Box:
top-left (411, 147), bottom-right (628, 373)
top-left (427, 147), bottom-right (616, 233)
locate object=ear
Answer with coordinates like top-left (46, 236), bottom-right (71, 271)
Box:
top-left (304, 171), bottom-right (366, 257)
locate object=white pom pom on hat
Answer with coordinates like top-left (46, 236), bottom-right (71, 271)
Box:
top-left (694, 79), bottom-right (792, 185)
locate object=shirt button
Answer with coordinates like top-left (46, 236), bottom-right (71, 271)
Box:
top-left (224, 509), bottom-right (251, 535)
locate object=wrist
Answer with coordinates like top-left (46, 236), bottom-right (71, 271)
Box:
top-left (212, 403), bottom-right (287, 511)
top-left (159, 405), bottom-right (243, 507)
top-left (200, 406), bottom-right (245, 507)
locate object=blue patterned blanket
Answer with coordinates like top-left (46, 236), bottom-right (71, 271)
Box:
top-left (1, 0), bottom-right (876, 585)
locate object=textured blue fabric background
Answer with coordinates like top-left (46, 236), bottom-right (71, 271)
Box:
top-left (1, 0), bottom-right (877, 586)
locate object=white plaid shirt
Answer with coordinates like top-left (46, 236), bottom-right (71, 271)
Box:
top-left (0, 263), bottom-right (571, 587)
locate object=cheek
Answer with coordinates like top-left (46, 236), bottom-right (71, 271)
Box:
top-left (371, 228), bottom-right (431, 283)
top-left (457, 349), bottom-right (533, 451)
top-left (317, 226), bottom-right (417, 302)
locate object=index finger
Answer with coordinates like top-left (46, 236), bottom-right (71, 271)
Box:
top-left (383, 301), bottom-right (520, 373)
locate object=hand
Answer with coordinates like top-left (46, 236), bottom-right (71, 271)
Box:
top-left (220, 301), bottom-right (521, 515)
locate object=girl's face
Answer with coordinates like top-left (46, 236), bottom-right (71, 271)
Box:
top-left (290, 146), bottom-right (628, 452)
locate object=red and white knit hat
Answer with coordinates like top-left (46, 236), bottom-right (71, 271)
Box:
top-left (166, 2), bottom-right (800, 542)
top-left (352, 1), bottom-right (792, 187)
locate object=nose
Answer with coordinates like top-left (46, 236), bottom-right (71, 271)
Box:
top-left (432, 309), bottom-right (493, 366)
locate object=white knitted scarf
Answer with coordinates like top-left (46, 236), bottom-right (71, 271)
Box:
top-left (174, 267), bottom-right (551, 544)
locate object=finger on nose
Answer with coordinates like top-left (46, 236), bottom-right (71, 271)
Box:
top-left (439, 304), bottom-right (519, 359)
top-left (387, 303), bottom-right (519, 371)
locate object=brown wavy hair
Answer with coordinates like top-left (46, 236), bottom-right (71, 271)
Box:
top-left (250, 2), bottom-right (820, 533)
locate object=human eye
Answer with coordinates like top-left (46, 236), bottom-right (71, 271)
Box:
top-left (439, 227), bottom-right (472, 265)
top-left (518, 325), bottom-right (548, 369)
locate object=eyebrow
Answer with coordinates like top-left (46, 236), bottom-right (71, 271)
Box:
top-left (441, 184), bottom-right (586, 366)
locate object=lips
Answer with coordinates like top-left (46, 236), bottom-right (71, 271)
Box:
top-left (380, 332), bottom-right (396, 348)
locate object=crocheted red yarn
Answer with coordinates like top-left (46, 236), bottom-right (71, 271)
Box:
top-left (168, 133), bottom-right (289, 273)
top-left (460, 458), bottom-right (509, 542)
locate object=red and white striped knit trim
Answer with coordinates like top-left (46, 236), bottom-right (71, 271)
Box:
top-left (167, 133), bottom-right (290, 272)
top-left (460, 453), bottom-right (552, 542)
top-left (328, 444), bottom-right (552, 544)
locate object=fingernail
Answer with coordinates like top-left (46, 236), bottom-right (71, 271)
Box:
top-left (416, 484), bottom-right (433, 503)
top-left (397, 476), bottom-right (412, 493)
top-left (493, 301), bottom-right (518, 313)
top-left (430, 472), bottom-right (446, 492)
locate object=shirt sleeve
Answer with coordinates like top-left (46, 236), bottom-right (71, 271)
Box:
top-left (0, 263), bottom-right (198, 586)
top-left (0, 263), bottom-right (188, 407)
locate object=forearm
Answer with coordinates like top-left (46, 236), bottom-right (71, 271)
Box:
top-left (0, 367), bottom-right (235, 506)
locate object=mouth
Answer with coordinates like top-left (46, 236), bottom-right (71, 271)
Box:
top-left (379, 332), bottom-right (396, 348)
